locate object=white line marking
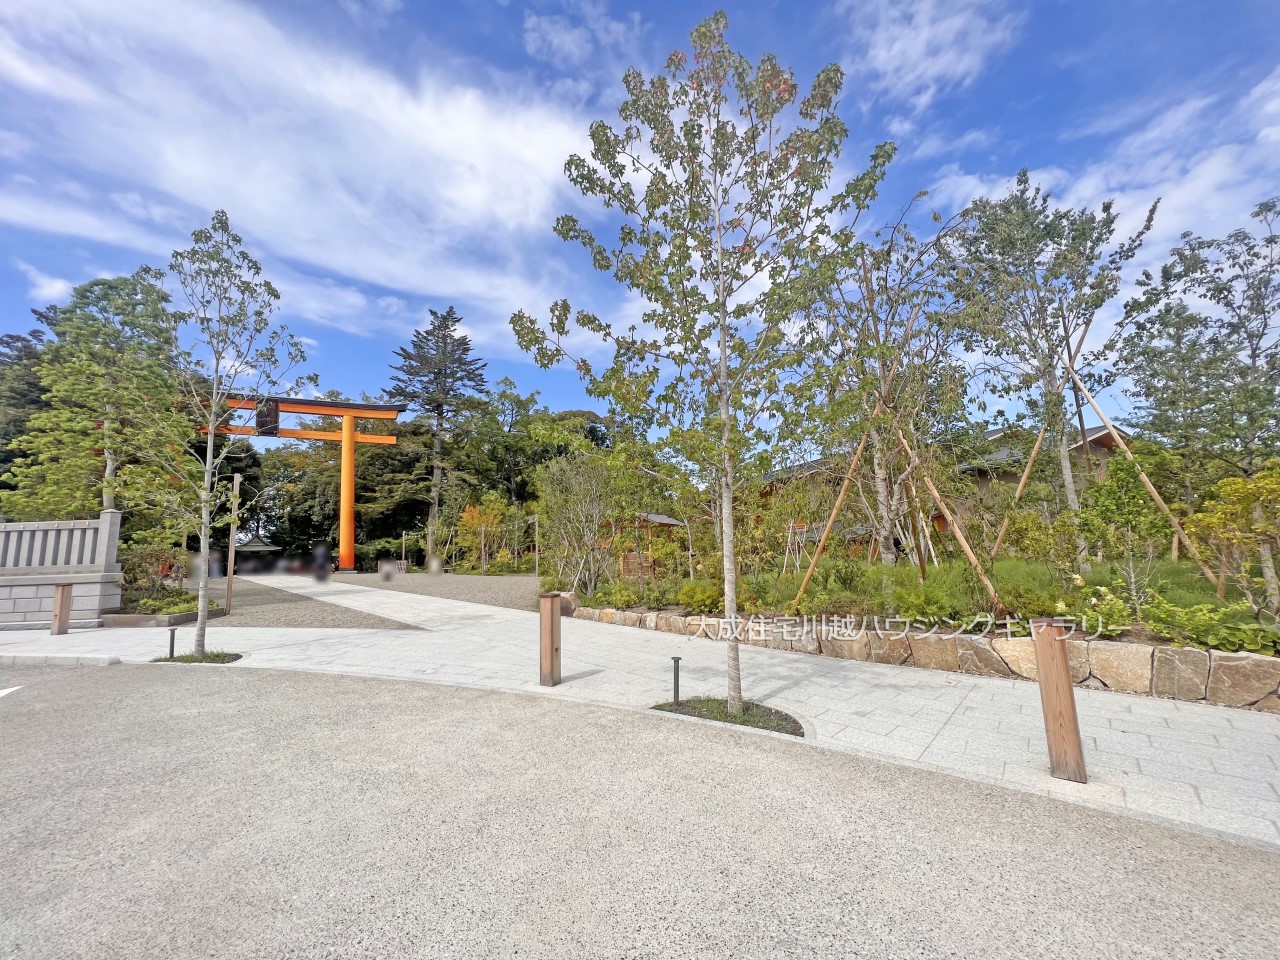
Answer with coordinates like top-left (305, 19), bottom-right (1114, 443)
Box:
top-left (0, 686), bottom-right (22, 699)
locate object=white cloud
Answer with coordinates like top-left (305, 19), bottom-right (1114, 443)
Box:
top-left (524, 12), bottom-right (593, 67)
top-left (12, 258), bottom-right (73, 302)
top-left (910, 127), bottom-right (993, 161)
top-left (0, 129), bottom-right (29, 158)
top-left (0, 0), bottom-right (589, 343)
top-left (338, 0), bottom-right (404, 24)
top-left (834, 0), bottom-right (1024, 112)
top-left (930, 66), bottom-right (1280, 359)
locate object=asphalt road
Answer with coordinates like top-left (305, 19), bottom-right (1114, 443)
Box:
top-left (1, 664), bottom-right (1276, 959)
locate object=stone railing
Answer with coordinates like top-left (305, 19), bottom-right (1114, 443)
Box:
top-left (0, 510), bottom-right (122, 630)
top-left (572, 607), bottom-right (1280, 713)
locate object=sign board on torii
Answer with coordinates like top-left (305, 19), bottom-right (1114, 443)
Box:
top-left (222, 396), bottom-right (407, 572)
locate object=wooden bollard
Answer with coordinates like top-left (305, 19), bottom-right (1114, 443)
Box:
top-left (49, 584), bottom-right (74, 636)
top-left (539, 593), bottom-right (561, 687)
top-left (1030, 618), bottom-right (1087, 783)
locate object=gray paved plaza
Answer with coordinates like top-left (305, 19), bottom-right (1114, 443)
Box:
top-left (1, 663), bottom-right (1276, 959)
top-left (4, 574), bottom-right (1277, 850)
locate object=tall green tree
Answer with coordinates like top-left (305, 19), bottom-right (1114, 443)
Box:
top-left (0, 325), bottom-right (51, 495)
top-left (139, 211), bottom-right (314, 654)
top-left (1121, 197), bottom-right (1280, 607)
top-left (511, 12), bottom-right (892, 713)
top-left (947, 171), bottom-right (1156, 568)
top-left (387, 306), bottom-right (488, 556)
top-left (2, 274), bottom-right (177, 520)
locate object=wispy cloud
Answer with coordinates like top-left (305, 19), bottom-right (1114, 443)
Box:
top-left (0, 0), bottom-right (590, 343)
top-left (337, 0), bottom-right (404, 25)
top-left (834, 0), bottom-right (1024, 112)
top-left (11, 257), bottom-right (73, 302)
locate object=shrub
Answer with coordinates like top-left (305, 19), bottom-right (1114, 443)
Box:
top-left (640, 580), bottom-right (677, 609)
top-left (677, 579), bottom-right (724, 614)
top-left (589, 580), bottom-right (640, 610)
top-left (1142, 596), bottom-right (1277, 656)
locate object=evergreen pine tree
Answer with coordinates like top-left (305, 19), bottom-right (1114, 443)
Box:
top-left (387, 307), bottom-right (488, 556)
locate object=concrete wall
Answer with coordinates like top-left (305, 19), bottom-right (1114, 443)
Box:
top-left (0, 511), bottom-right (122, 630)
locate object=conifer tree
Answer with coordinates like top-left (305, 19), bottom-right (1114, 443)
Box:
top-left (387, 306), bottom-right (488, 557)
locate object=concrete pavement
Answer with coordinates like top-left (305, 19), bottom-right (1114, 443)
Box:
top-left (1, 664), bottom-right (1276, 959)
top-left (2, 573), bottom-right (1278, 849)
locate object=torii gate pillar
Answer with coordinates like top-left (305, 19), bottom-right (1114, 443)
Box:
top-left (339, 414), bottom-right (358, 571)
top-left (224, 396), bottom-right (408, 574)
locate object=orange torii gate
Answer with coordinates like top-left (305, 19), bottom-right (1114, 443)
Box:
top-left (224, 396), bottom-right (407, 572)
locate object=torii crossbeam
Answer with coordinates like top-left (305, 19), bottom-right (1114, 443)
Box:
top-left (224, 396), bottom-right (407, 572)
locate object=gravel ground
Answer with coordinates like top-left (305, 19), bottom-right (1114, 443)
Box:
top-left (193, 577), bottom-right (421, 630)
top-left (2, 664), bottom-right (1276, 959)
top-left (332, 570), bottom-right (542, 611)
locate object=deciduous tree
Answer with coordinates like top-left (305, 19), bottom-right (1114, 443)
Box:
top-left (511, 12), bottom-right (892, 712)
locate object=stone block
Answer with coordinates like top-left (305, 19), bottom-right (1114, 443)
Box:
top-left (1252, 695), bottom-right (1280, 713)
top-left (557, 593), bottom-right (579, 616)
top-left (0, 586), bottom-right (11, 600)
top-left (655, 614), bottom-right (686, 635)
top-left (909, 635), bottom-right (958, 673)
top-left (1090, 641), bottom-right (1153, 694)
top-left (819, 629), bottom-right (870, 660)
top-left (1151, 646), bottom-right (1209, 701)
top-left (575, 607), bottom-right (598, 622)
top-left (992, 636), bottom-right (1037, 679)
top-left (617, 611), bottom-right (642, 628)
top-left (598, 608), bottom-right (617, 625)
top-left (1206, 652), bottom-right (1280, 708)
top-left (13, 599), bottom-right (41, 613)
top-left (641, 612), bottom-right (658, 630)
top-left (685, 615), bottom-right (707, 637)
top-left (10, 586), bottom-right (38, 599)
top-left (1066, 640), bottom-right (1090, 683)
top-left (954, 635), bottom-right (1010, 677)
top-left (869, 633), bottom-right (911, 665)
top-left (790, 624), bottom-right (821, 655)
top-left (0, 600), bottom-right (12, 614)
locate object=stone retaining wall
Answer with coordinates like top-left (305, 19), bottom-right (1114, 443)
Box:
top-left (572, 606), bottom-right (1280, 713)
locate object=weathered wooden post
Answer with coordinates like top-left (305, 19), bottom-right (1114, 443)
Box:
top-left (49, 584), bottom-right (73, 636)
top-left (1030, 618), bottom-right (1087, 783)
top-left (539, 593), bottom-right (561, 687)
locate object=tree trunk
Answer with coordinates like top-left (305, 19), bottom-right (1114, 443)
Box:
top-left (718, 323), bottom-right (742, 716)
top-left (193, 420), bottom-right (217, 656)
top-left (427, 408), bottom-right (444, 557)
top-left (102, 424), bottom-right (117, 512)
top-left (1254, 503), bottom-right (1280, 615)
top-left (1047, 374), bottom-right (1089, 572)
top-left (870, 431), bottom-right (897, 565)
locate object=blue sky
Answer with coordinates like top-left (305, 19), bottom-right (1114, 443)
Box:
top-left (1, 0), bottom-right (1277, 419)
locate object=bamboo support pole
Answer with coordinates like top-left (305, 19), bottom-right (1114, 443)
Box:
top-left (898, 429), bottom-right (1003, 611)
top-left (792, 432), bottom-right (869, 606)
top-left (1061, 361), bottom-right (1221, 587)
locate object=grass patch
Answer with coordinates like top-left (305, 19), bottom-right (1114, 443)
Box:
top-left (151, 650), bottom-right (243, 664)
top-left (653, 696), bottom-right (803, 737)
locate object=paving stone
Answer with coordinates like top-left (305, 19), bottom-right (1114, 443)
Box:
top-left (1207, 651), bottom-right (1280, 708)
top-left (1090, 641), bottom-right (1153, 694)
top-left (909, 635), bottom-right (958, 673)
